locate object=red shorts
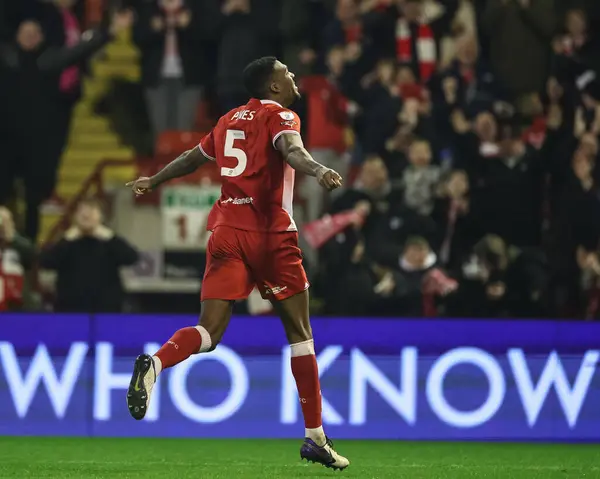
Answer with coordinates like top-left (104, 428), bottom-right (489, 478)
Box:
top-left (201, 225), bottom-right (309, 301)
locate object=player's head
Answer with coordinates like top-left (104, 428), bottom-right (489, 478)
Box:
top-left (243, 56), bottom-right (300, 107)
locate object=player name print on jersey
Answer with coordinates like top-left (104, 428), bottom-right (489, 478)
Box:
top-left (231, 110), bottom-right (255, 121)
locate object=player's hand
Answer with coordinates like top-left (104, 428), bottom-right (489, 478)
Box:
top-left (126, 177), bottom-right (153, 196)
top-left (316, 167), bottom-right (343, 191)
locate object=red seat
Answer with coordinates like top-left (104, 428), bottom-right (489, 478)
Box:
top-left (155, 131), bottom-right (207, 156)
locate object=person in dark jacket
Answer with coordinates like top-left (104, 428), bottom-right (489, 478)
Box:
top-left (0, 10), bottom-right (133, 242)
top-left (133, 0), bottom-right (217, 140)
top-left (215, 0), bottom-right (279, 113)
top-left (483, 0), bottom-right (556, 99)
top-left (40, 198), bottom-right (139, 313)
top-left (454, 234), bottom-right (548, 318)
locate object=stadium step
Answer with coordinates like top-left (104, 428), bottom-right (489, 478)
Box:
top-left (68, 134), bottom-right (122, 149)
top-left (63, 147), bottom-right (134, 164)
top-left (92, 61), bottom-right (139, 82)
top-left (70, 117), bottom-right (112, 134)
top-left (104, 164), bottom-right (137, 184)
top-left (58, 164), bottom-right (97, 181)
top-left (41, 27), bottom-right (139, 244)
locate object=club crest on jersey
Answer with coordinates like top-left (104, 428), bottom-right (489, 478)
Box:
top-left (278, 111), bottom-right (295, 121)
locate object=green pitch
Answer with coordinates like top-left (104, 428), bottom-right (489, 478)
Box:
top-left (1, 437), bottom-right (599, 479)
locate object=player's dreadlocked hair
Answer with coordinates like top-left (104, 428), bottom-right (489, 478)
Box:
top-left (242, 56), bottom-right (277, 99)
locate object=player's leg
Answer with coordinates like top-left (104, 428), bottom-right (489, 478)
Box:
top-left (127, 227), bottom-right (252, 420)
top-left (260, 233), bottom-right (349, 470)
top-left (127, 299), bottom-right (233, 420)
top-left (151, 299), bottom-right (233, 374)
top-left (271, 291), bottom-right (348, 470)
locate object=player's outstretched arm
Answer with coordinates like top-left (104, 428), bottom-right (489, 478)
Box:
top-left (126, 146), bottom-right (210, 195)
top-left (275, 133), bottom-right (342, 191)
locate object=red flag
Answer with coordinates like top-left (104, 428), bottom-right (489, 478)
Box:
top-left (302, 210), bottom-right (365, 249)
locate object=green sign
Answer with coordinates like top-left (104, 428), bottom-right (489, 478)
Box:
top-left (161, 186), bottom-right (220, 210)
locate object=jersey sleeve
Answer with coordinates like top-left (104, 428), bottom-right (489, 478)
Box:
top-left (198, 131), bottom-right (216, 161)
top-left (267, 108), bottom-right (302, 149)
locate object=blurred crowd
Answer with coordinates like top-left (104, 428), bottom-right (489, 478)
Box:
top-left (299, 0), bottom-right (600, 319)
top-left (2, 0), bottom-right (600, 319)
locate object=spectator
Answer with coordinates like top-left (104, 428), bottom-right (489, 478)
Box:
top-left (457, 234), bottom-right (547, 318)
top-left (367, 0), bottom-right (459, 84)
top-left (215, 0), bottom-right (279, 113)
top-left (374, 235), bottom-right (456, 316)
top-left (323, 0), bottom-right (364, 52)
top-left (37, 0), bottom-right (86, 187)
top-left (348, 58), bottom-right (403, 155)
top-left (0, 207), bottom-right (37, 311)
top-left (40, 199), bottom-right (139, 313)
top-left (317, 219), bottom-right (379, 316)
top-left (133, 0), bottom-right (214, 141)
top-left (577, 244), bottom-right (600, 319)
top-left (552, 8), bottom-right (600, 85)
top-left (432, 33), bottom-right (498, 142)
top-left (299, 45), bottom-right (356, 222)
top-left (549, 147), bottom-right (600, 316)
top-left (449, 102), bottom-right (563, 248)
top-left (0, 10), bottom-right (133, 242)
top-left (332, 156), bottom-right (438, 265)
top-left (401, 138), bottom-right (442, 215)
top-left (483, 0), bottom-right (556, 99)
top-left (279, 0), bottom-right (317, 79)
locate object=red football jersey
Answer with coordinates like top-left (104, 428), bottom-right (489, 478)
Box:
top-left (198, 99), bottom-right (302, 232)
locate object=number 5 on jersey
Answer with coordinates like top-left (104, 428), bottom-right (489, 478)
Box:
top-left (222, 129), bottom-right (247, 177)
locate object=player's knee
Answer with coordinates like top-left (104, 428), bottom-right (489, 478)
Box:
top-left (196, 321), bottom-right (226, 351)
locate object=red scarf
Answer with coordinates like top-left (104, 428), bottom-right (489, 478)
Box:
top-left (302, 210), bottom-right (366, 249)
top-left (59, 8), bottom-right (80, 94)
top-left (396, 18), bottom-right (436, 83)
top-left (522, 116), bottom-right (547, 149)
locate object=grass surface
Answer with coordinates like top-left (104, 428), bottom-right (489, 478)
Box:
top-left (0, 437), bottom-right (599, 478)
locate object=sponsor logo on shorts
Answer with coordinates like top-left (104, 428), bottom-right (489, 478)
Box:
top-left (264, 285), bottom-right (288, 296)
top-left (222, 197), bottom-right (253, 205)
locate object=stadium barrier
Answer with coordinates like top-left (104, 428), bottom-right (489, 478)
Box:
top-left (1, 314), bottom-right (599, 442)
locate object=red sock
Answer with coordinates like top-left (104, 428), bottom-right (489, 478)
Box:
top-left (290, 340), bottom-right (322, 429)
top-left (154, 326), bottom-right (203, 370)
